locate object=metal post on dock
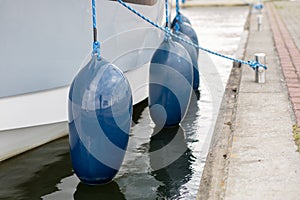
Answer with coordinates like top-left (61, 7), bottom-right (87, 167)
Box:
top-left (257, 14), bottom-right (263, 31)
top-left (254, 53), bottom-right (266, 83)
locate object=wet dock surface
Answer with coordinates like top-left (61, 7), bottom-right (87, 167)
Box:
top-left (0, 6), bottom-right (249, 200)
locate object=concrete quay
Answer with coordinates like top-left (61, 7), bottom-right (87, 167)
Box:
top-left (178, 0), bottom-right (258, 7)
top-left (198, 1), bottom-right (300, 199)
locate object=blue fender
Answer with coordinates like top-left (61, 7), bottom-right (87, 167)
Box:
top-left (172, 31), bottom-right (200, 90)
top-left (68, 55), bottom-right (132, 185)
top-left (177, 22), bottom-right (199, 56)
top-left (149, 38), bottom-right (193, 127)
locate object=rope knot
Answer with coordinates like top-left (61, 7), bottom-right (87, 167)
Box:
top-left (175, 22), bottom-right (180, 32)
top-left (93, 41), bottom-right (101, 60)
top-left (248, 60), bottom-right (267, 70)
top-left (248, 60), bottom-right (259, 70)
top-left (164, 27), bottom-right (171, 40)
top-left (254, 3), bottom-right (264, 10)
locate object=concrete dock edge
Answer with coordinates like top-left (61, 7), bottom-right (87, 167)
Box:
top-left (171, 1), bottom-right (250, 8)
top-left (196, 6), bottom-right (251, 200)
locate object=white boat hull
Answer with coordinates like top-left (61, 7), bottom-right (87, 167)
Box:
top-left (0, 0), bottom-right (164, 161)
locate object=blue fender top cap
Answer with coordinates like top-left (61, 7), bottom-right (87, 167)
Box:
top-left (171, 12), bottom-right (192, 28)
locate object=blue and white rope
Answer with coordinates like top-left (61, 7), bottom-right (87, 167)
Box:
top-left (240, 0), bottom-right (264, 10)
top-left (92, 0), bottom-right (101, 60)
top-left (164, 0), bottom-right (171, 39)
top-left (175, 0), bottom-right (181, 32)
top-left (116, 0), bottom-right (267, 70)
top-left (165, 0), bottom-right (169, 27)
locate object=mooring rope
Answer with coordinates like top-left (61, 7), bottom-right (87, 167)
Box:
top-left (164, 0), bottom-right (171, 39)
top-left (116, 0), bottom-right (267, 70)
top-left (92, 0), bottom-right (101, 60)
top-left (174, 0), bottom-right (181, 32)
top-left (165, 0), bottom-right (169, 27)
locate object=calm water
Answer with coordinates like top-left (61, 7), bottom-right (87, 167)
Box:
top-left (0, 6), bottom-right (249, 200)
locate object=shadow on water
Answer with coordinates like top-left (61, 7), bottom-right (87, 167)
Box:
top-left (74, 182), bottom-right (125, 200)
top-left (0, 136), bottom-right (126, 200)
top-left (0, 138), bottom-right (73, 200)
top-left (194, 89), bottom-right (201, 101)
top-left (18, 152), bottom-right (73, 199)
top-left (132, 99), bottom-right (148, 124)
top-left (149, 125), bottom-right (194, 199)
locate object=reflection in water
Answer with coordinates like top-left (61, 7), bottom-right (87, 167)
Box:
top-left (149, 126), bottom-right (194, 199)
top-left (194, 89), bottom-right (201, 101)
top-left (74, 182), bottom-right (125, 200)
top-left (0, 138), bottom-right (72, 200)
top-left (18, 152), bottom-right (73, 199)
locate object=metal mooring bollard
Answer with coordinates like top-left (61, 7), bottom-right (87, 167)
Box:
top-left (257, 14), bottom-right (263, 31)
top-left (254, 53), bottom-right (266, 83)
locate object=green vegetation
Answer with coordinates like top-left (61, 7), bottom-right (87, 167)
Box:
top-left (274, 4), bottom-right (284, 9)
top-left (293, 125), bottom-right (300, 152)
